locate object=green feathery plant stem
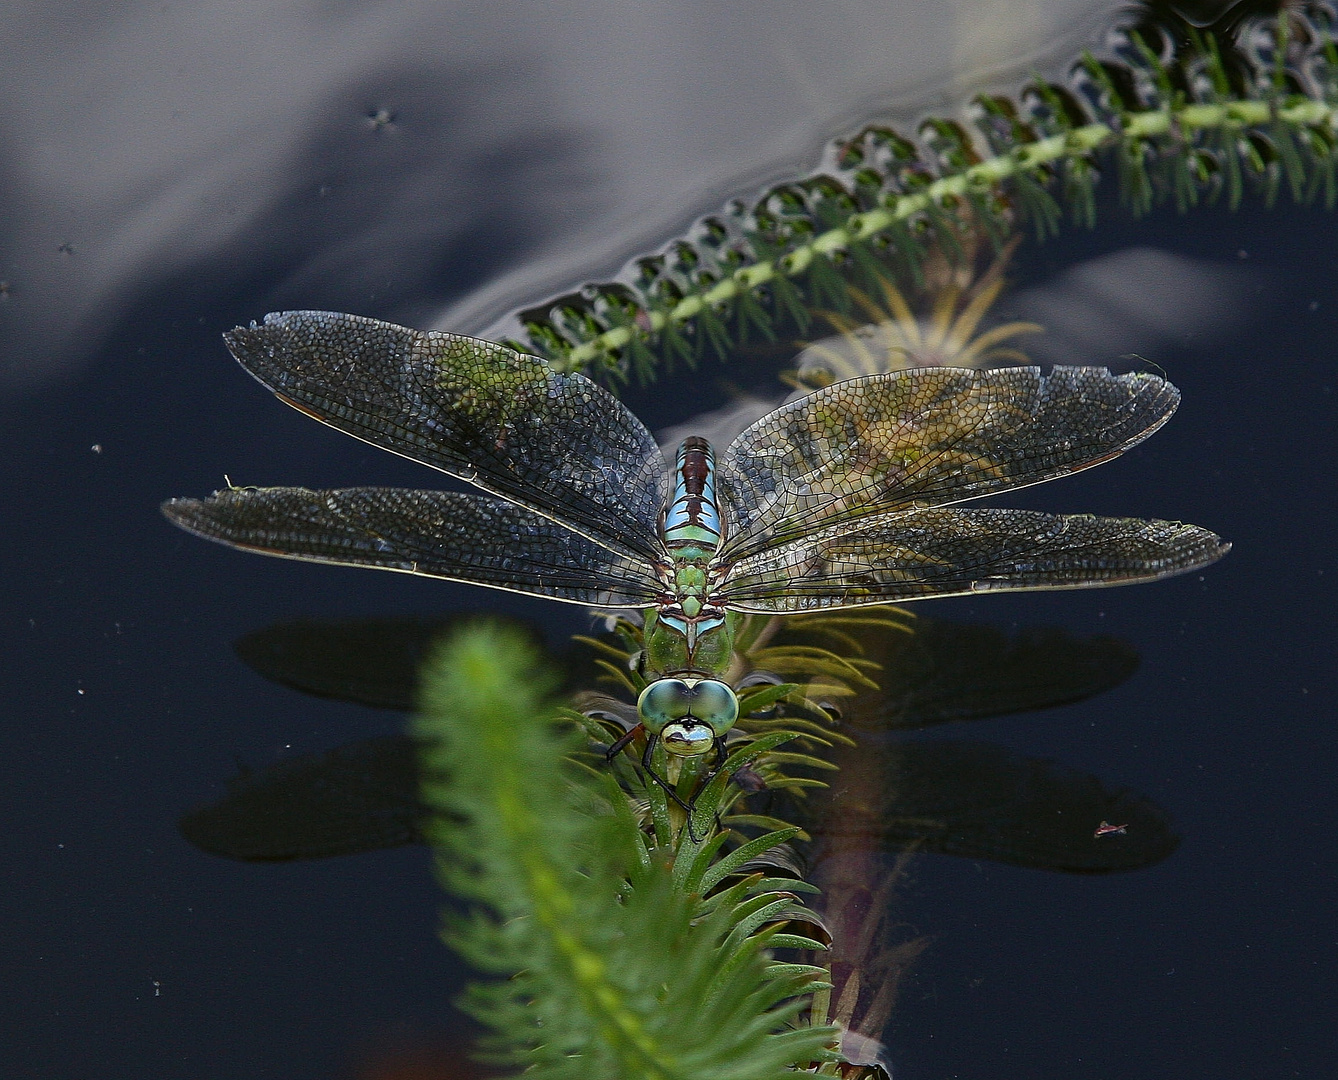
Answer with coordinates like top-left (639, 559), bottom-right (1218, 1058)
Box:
top-left (513, 12), bottom-right (1338, 381)
top-left (572, 610), bottom-right (869, 846)
top-left (413, 622), bottom-right (838, 1079)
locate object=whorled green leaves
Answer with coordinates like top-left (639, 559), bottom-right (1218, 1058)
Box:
top-left (514, 13), bottom-right (1338, 381)
top-left (413, 623), bottom-right (836, 1079)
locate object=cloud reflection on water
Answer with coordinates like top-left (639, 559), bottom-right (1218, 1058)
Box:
top-left (998, 247), bottom-right (1263, 368)
top-left (2, 0), bottom-right (1118, 394)
top-left (657, 246), bottom-right (1264, 453)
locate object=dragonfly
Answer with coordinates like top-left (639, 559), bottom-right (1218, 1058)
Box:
top-left (163, 310), bottom-right (1228, 804)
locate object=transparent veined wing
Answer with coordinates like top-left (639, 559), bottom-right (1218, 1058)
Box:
top-left (717, 508), bottom-right (1228, 611)
top-left (223, 311), bottom-right (668, 564)
top-left (717, 367), bottom-right (1179, 565)
top-left (162, 486), bottom-right (662, 607)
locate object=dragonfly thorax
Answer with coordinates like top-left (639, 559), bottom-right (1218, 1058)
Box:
top-left (671, 562), bottom-right (710, 617)
top-left (643, 606), bottom-right (733, 680)
top-left (640, 578), bottom-right (739, 757)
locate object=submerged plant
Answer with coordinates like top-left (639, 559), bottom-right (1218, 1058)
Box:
top-left (413, 622), bottom-right (838, 1078)
top-left (788, 235), bottom-right (1042, 389)
top-left (181, 605), bottom-right (1182, 1075)
top-left (572, 606), bottom-right (909, 842)
top-left (416, 612), bottom-right (933, 1076)
top-left (512, 8), bottom-right (1338, 381)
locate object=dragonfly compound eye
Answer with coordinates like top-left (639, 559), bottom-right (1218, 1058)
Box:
top-left (690, 679), bottom-right (739, 736)
top-left (637, 678), bottom-right (739, 743)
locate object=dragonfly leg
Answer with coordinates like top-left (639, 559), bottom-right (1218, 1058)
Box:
top-left (629, 735), bottom-right (732, 844)
top-left (686, 737), bottom-right (731, 840)
top-left (605, 723), bottom-right (643, 763)
top-left (693, 736), bottom-right (731, 794)
top-left (672, 738), bottom-right (733, 844)
top-left (639, 734), bottom-right (696, 816)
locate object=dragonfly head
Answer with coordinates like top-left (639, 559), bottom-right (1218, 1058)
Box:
top-left (637, 677), bottom-right (739, 757)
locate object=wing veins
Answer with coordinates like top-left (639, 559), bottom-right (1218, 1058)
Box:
top-left (162, 486), bottom-right (661, 608)
top-left (717, 367), bottom-right (1179, 565)
top-left (717, 507), bottom-right (1228, 612)
top-left (228, 312), bottom-right (669, 566)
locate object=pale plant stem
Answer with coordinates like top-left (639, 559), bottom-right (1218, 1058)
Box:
top-left (557, 96), bottom-right (1338, 371)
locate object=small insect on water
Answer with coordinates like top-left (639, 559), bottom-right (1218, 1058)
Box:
top-left (162, 311), bottom-right (1229, 838)
top-left (365, 107), bottom-right (396, 133)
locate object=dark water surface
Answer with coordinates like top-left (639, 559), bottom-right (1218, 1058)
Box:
top-left (3, 7), bottom-right (1337, 1080)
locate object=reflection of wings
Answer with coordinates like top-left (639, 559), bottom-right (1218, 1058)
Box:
top-left (233, 615), bottom-right (597, 711)
top-left (180, 736), bottom-right (421, 861)
top-left (717, 366), bottom-right (1180, 564)
top-left (184, 735), bottom-right (1179, 871)
top-left (776, 615), bottom-right (1138, 729)
top-left (234, 616), bottom-right (464, 711)
top-left (223, 311), bottom-right (668, 563)
top-left (719, 508), bottom-right (1228, 611)
top-left (162, 487), bottom-right (661, 607)
top-left (810, 740), bottom-right (1180, 873)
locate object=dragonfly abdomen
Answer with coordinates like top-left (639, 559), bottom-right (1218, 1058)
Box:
top-left (663, 437), bottom-right (724, 553)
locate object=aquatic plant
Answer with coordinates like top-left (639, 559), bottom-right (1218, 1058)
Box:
top-left (182, 602), bottom-right (1172, 1075)
top-left (413, 607), bottom-right (959, 1076)
top-left (570, 607), bottom-right (906, 845)
top-left (405, 605), bottom-right (1167, 1074)
top-left (787, 236), bottom-right (1043, 388)
top-left (413, 622), bottom-right (839, 1078)
top-left (513, 8), bottom-right (1338, 382)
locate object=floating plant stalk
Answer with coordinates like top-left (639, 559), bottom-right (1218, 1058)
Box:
top-left (513, 14), bottom-right (1338, 381)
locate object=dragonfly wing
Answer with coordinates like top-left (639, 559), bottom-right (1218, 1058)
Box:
top-left (223, 311), bottom-right (668, 563)
top-left (717, 367), bottom-right (1179, 564)
top-left (162, 487), bottom-right (661, 607)
top-left (717, 507), bottom-right (1228, 611)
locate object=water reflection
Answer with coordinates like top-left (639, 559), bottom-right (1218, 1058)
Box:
top-left (656, 236), bottom-right (1263, 458)
top-left (789, 239), bottom-right (1261, 384)
top-left (180, 609), bottom-right (1180, 1068)
top-left (181, 612), bottom-right (1175, 876)
top-left (790, 234), bottom-right (1042, 385)
top-left (1, 1), bottom-right (1123, 394)
top-left (997, 247), bottom-right (1262, 368)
